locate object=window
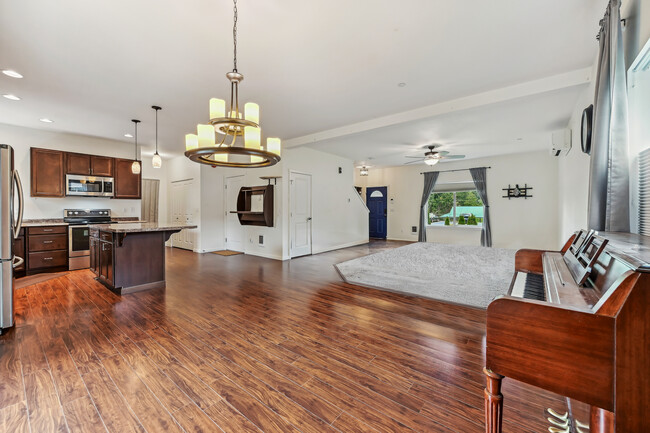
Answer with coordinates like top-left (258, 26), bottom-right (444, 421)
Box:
top-left (427, 190), bottom-right (483, 226)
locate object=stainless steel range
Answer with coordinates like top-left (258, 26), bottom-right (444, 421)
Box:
top-left (64, 209), bottom-right (116, 270)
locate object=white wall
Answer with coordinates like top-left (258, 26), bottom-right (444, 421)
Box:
top-left (356, 151), bottom-right (561, 250)
top-left (0, 122), bottom-right (149, 220)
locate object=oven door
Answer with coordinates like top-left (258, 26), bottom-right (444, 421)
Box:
top-left (66, 175), bottom-right (105, 196)
top-left (68, 225), bottom-right (90, 257)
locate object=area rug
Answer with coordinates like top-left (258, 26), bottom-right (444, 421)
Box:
top-left (335, 242), bottom-right (516, 308)
top-left (15, 272), bottom-right (69, 290)
top-left (211, 250), bottom-right (243, 256)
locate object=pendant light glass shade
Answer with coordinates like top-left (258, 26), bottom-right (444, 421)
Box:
top-left (152, 153), bottom-right (162, 169)
top-left (131, 119), bottom-right (141, 174)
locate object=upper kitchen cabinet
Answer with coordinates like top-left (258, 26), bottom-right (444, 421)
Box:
top-left (114, 158), bottom-right (141, 199)
top-left (66, 153), bottom-right (114, 177)
top-left (30, 148), bottom-right (64, 197)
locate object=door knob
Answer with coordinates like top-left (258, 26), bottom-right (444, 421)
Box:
top-left (307, 217), bottom-right (312, 221)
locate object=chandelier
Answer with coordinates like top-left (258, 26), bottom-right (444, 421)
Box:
top-left (184, 0), bottom-right (281, 168)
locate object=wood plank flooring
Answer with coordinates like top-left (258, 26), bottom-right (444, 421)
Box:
top-left (1, 240), bottom-right (568, 432)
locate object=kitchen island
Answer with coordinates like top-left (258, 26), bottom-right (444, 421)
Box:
top-left (89, 222), bottom-right (197, 294)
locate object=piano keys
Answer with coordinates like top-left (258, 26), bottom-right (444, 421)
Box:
top-left (484, 231), bottom-right (650, 433)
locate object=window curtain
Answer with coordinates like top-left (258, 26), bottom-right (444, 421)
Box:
top-left (418, 171), bottom-right (439, 242)
top-left (470, 167), bottom-right (491, 247)
top-left (588, 0), bottom-right (630, 232)
top-left (141, 179), bottom-right (160, 223)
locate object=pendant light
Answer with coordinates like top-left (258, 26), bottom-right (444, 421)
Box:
top-left (183, 0), bottom-right (281, 168)
top-left (131, 119), bottom-right (141, 174)
top-left (152, 105), bottom-right (162, 169)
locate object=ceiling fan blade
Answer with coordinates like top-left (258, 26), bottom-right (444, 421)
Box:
top-left (442, 155), bottom-right (465, 159)
top-left (437, 151), bottom-right (450, 156)
top-left (403, 160), bottom-right (423, 165)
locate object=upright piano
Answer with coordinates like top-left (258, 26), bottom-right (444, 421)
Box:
top-left (484, 230), bottom-right (650, 433)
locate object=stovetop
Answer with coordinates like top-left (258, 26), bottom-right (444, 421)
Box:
top-left (63, 208), bottom-right (115, 225)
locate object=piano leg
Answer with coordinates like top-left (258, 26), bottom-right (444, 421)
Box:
top-left (590, 407), bottom-right (614, 433)
top-left (484, 368), bottom-right (504, 433)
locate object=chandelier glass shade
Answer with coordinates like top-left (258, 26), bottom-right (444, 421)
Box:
top-left (131, 119), bottom-right (141, 175)
top-left (184, 0), bottom-right (281, 168)
top-left (359, 166), bottom-right (369, 176)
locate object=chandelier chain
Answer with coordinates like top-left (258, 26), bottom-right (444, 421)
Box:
top-left (233, 0), bottom-right (238, 72)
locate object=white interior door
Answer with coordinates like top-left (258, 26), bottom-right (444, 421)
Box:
top-left (225, 175), bottom-right (245, 252)
top-left (170, 179), bottom-right (195, 250)
top-left (290, 172), bottom-right (312, 258)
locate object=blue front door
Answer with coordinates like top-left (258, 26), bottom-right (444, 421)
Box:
top-left (367, 187), bottom-right (387, 239)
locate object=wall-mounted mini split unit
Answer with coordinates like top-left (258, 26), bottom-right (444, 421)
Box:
top-left (550, 129), bottom-right (572, 157)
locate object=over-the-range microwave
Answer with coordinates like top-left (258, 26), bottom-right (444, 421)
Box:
top-left (65, 174), bottom-right (114, 197)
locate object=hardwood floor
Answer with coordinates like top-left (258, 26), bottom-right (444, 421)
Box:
top-left (1, 240), bottom-right (567, 432)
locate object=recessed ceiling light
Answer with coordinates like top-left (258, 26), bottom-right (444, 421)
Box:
top-left (39, 118), bottom-right (54, 123)
top-left (398, 82), bottom-right (406, 87)
top-left (124, 133), bottom-right (133, 138)
top-left (2, 70), bottom-right (23, 79)
top-left (2, 94), bottom-right (20, 101)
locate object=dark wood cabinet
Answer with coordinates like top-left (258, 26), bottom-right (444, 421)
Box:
top-left (26, 226), bottom-right (68, 274)
top-left (99, 237), bottom-right (114, 287)
top-left (114, 158), bottom-right (141, 199)
top-left (30, 148), bottom-right (64, 197)
top-left (89, 229), bottom-right (99, 275)
top-left (66, 153), bottom-right (92, 175)
top-left (91, 156), bottom-right (114, 177)
top-left (66, 153), bottom-right (114, 177)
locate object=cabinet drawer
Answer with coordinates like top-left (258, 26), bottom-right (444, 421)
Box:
top-left (28, 234), bottom-right (68, 252)
top-left (28, 250), bottom-right (67, 270)
top-left (99, 232), bottom-right (113, 242)
top-left (28, 226), bottom-right (67, 235)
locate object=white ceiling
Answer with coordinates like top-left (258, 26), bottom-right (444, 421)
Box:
top-left (0, 0), bottom-right (607, 164)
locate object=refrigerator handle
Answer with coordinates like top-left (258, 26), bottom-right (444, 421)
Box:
top-left (12, 256), bottom-right (24, 269)
top-left (12, 170), bottom-right (24, 240)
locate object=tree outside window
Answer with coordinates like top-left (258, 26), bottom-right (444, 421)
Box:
top-left (428, 190), bottom-right (483, 226)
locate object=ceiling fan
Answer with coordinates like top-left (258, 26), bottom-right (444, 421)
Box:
top-left (404, 145), bottom-right (465, 166)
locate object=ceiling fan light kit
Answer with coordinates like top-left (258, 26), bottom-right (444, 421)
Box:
top-left (184, 0), bottom-right (281, 168)
top-left (404, 145), bottom-right (465, 165)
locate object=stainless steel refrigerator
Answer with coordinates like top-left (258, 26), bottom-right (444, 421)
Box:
top-left (0, 145), bottom-right (24, 334)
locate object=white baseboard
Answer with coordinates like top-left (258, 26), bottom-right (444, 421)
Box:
top-left (245, 251), bottom-right (284, 261)
top-left (311, 239), bottom-right (369, 255)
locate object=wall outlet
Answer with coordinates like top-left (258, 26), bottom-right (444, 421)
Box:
top-left (258, 235), bottom-right (264, 245)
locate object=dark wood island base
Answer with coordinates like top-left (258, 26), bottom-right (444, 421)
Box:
top-left (89, 222), bottom-right (196, 294)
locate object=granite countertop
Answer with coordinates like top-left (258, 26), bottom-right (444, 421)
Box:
top-left (21, 217), bottom-right (142, 227)
top-left (21, 219), bottom-right (68, 227)
top-left (89, 222), bottom-right (197, 233)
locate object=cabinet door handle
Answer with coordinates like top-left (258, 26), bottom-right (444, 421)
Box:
top-left (42, 228), bottom-right (53, 232)
top-left (43, 257), bottom-right (53, 261)
top-left (42, 240), bottom-right (53, 244)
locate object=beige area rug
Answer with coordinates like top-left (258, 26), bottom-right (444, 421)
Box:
top-left (15, 272), bottom-right (69, 289)
top-left (211, 250), bottom-right (244, 256)
top-left (335, 242), bottom-right (516, 309)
